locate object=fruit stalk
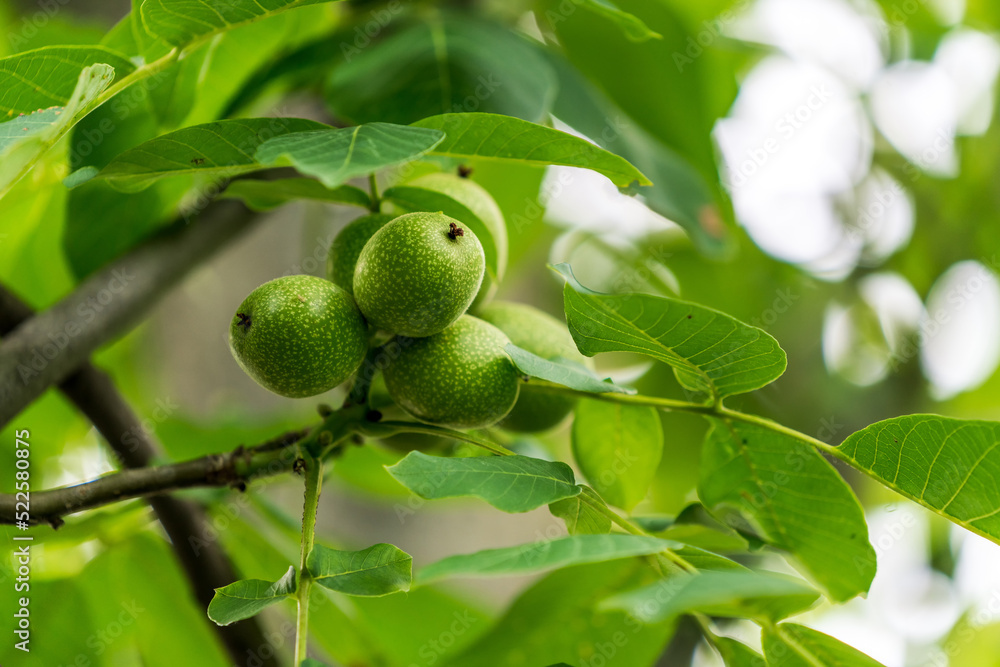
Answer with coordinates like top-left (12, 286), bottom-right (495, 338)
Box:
top-left (294, 453), bottom-right (323, 665)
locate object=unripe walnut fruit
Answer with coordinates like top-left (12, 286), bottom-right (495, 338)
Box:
top-left (478, 301), bottom-right (591, 432)
top-left (353, 212), bottom-right (485, 337)
top-left (382, 315), bottom-right (519, 429)
top-left (229, 275), bottom-right (367, 398)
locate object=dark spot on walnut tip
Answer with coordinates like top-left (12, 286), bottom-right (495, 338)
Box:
top-left (457, 165), bottom-right (473, 178)
top-left (447, 222), bottom-right (464, 240)
top-left (366, 409), bottom-right (383, 422)
top-left (293, 458), bottom-right (306, 475)
top-left (236, 312), bottom-right (252, 332)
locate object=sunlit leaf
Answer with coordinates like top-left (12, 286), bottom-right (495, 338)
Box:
top-left (140, 0), bottom-right (334, 47)
top-left (700, 419), bottom-right (876, 602)
top-left (549, 485), bottom-right (613, 535)
top-left (386, 451), bottom-right (581, 512)
top-left (441, 561), bottom-right (674, 667)
top-left (413, 113), bottom-right (651, 187)
top-left (602, 569), bottom-right (820, 623)
top-left (207, 566), bottom-right (297, 625)
top-left (557, 264), bottom-right (786, 400)
top-left (763, 623), bottom-right (886, 666)
top-left (713, 635), bottom-right (767, 667)
top-left (838, 415), bottom-right (1000, 546)
top-left (418, 534), bottom-right (676, 582)
top-left (572, 399), bottom-right (663, 510)
top-left (578, 0), bottom-right (662, 42)
top-left (0, 64), bottom-right (117, 199)
top-left (0, 46), bottom-right (134, 116)
top-left (256, 123), bottom-right (445, 188)
top-left (308, 543), bottom-right (412, 596)
top-left (505, 343), bottom-right (634, 395)
top-left (74, 117), bottom-right (327, 191)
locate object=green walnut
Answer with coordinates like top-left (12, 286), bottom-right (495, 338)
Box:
top-left (353, 211), bottom-right (485, 337)
top-left (409, 172), bottom-right (507, 307)
top-left (229, 275), bottom-right (368, 398)
top-left (326, 212), bottom-right (395, 296)
top-left (382, 315), bottom-right (519, 429)
top-left (478, 301), bottom-right (590, 432)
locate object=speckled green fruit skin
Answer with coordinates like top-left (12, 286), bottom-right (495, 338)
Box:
top-left (382, 315), bottom-right (520, 429)
top-left (229, 275), bottom-right (368, 398)
top-left (353, 212), bottom-right (485, 337)
top-left (409, 173), bottom-right (508, 303)
top-left (478, 301), bottom-right (591, 433)
top-left (326, 213), bottom-right (395, 296)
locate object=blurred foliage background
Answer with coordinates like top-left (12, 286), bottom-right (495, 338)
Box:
top-left (2, 0), bottom-right (1000, 665)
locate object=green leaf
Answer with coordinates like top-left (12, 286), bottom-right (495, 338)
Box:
top-left (763, 623), bottom-right (886, 666)
top-left (572, 399), bottom-right (663, 511)
top-left (300, 660), bottom-right (330, 667)
top-left (413, 113), bottom-right (651, 187)
top-left (76, 117), bottom-right (327, 192)
top-left (602, 569), bottom-right (820, 623)
top-left (0, 46), bottom-right (135, 116)
top-left (838, 415), bottom-right (1000, 546)
top-left (544, 50), bottom-right (729, 257)
top-left (579, 0), bottom-right (662, 42)
top-left (0, 64), bottom-right (117, 199)
top-left (383, 184), bottom-right (500, 279)
top-left (326, 14), bottom-right (556, 125)
top-left (504, 343), bottom-right (634, 395)
top-left (441, 561), bottom-right (675, 667)
top-left (549, 485), bottom-right (613, 535)
top-left (542, 0), bottom-right (731, 183)
top-left (699, 419), bottom-right (876, 602)
top-left (386, 451), bottom-right (581, 513)
top-left (207, 566), bottom-right (297, 626)
top-left (308, 543), bottom-right (412, 597)
top-left (713, 636), bottom-right (767, 667)
top-left (557, 264), bottom-right (786, 400)
top-left (418, 534), bottom-right (676, 583)
top-left (140, 0), bottom-right (332, 47)
top-left (255, 123), bottom-right (445, 188)
top-left (222, 178), bottom-right (371, 211)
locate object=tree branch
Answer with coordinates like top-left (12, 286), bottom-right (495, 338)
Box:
top-left (0, 284), bottom-right (285, 667)
top-left (0, 428), bottom-right (310, 526)
top-left (0, 197), bottom-right (261, 427)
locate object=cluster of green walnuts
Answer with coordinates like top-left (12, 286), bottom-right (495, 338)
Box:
top-left (229, 171), bottom-right (588, 433)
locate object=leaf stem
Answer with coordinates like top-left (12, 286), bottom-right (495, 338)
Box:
top-left (294, 453), bottom-right (323, 666)
top-left (368, 173), bottom-right (381, 212)
top-left (92, 48), bottom-right (180, 111)
top-left (528, 382), bottom-right (840, 456)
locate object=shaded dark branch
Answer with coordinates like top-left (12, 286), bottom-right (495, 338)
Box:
top-left (0, 428), bottom-right (310, 526)
top-left (0, 198), bottom-right (260, 427)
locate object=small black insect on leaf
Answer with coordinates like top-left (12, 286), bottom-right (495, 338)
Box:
top-left (191, 157), bottom-right (205, 165)
top-left (457, 164), bottom-right (473, 178)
